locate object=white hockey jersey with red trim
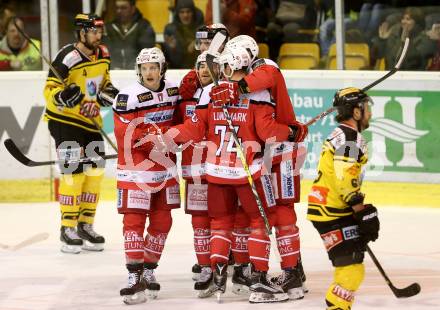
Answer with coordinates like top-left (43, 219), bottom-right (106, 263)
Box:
top-left (172, 82), bottom-right (291, 185)
top-left (113, 79), bottom-right (180, 190)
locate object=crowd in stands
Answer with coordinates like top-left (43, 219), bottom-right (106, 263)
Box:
top-left (1, 0), bottom-right (440, 71)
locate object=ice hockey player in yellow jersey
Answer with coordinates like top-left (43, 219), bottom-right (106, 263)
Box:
top-left (43, 13), bottom-right (119, 254)
top-left (307, 87), bottom-right (380, 309)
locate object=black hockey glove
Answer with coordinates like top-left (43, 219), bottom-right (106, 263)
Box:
top-left (54, 84), bottom-right (84, 108)
top-left (353, 204), bottom-right (380, 243)
top-left (97, 84), bottom-right (119, 107)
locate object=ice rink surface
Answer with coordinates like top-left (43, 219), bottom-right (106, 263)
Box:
top-left (0, 201), bottom-right (439, 310)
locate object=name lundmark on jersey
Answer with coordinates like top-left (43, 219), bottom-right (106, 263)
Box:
top-left (213, 112), bottom-right (247, 122)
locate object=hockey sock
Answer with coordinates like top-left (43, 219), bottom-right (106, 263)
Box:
top-left (191, 215), bottom-right (211, 266)
top-left (247, 219), bottom-right (270, 272)
top-left (210, 216), bottom-right (233, 268)
top-left (123, 213), bottom-right (147, 264)
top-left (325, 264), bottom-right (365, 310)
top-left (59, 172), bottom-right (85, 227)
top-left (276, 224), bottom-right (300, 269)
top-left (232, 209), bottom-right (250, 264)
top-left (78, 168), bottom-right (104, 224)
top-left (144, 209), bottom-right (172, 264)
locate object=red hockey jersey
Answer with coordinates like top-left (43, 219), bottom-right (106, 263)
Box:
top-left (171, 83), bottom-right (291, 185)
top-left (113, 79), bottom-right (180, 190)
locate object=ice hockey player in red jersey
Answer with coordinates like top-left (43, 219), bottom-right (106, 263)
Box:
top-left (165, 45), bottom-right (304, 303)
top-left (209, 35), bottom-right (309, 298)
top-left (178, 51), bottom-right (215, 295)
top-left (112, 47), bottom-right (180, 305)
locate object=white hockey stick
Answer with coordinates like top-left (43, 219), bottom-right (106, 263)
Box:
top-left (0, 233), bottom-right (49, 251)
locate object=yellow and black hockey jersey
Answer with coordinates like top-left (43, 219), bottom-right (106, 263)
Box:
top-left (43, 43), bottom-right (112, 132)
top-left (307, 124), bottom-right (368, 222)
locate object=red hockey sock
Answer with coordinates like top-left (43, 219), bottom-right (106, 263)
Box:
top-left (248, 218), bottom-right (270, 272)
top-left (276, 224), bottom-right (300, 269)
top-left (232, 209), bottom-right (250, 264)
top-left (210, 216), bottom-right (233, 268)
top-left (123, 213), bottom-right (147, 264)
top-left (144, 209), bottom-right (172, 264)
top-left (192, 215), bottom-right (211, 266)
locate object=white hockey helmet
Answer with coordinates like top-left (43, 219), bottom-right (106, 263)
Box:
top-left (225, 35), bottom-right (259, 62)
top-left (135, 47), bottom-right (167, 81)
top-left (218, 46), bottom-right (251, 79)
top-left (195, 51), bottom-right (220, 69)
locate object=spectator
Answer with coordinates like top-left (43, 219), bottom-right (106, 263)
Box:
top-left (0, 4), bottom-right (15, 39)
top-left (0, 16), bottom-right (41, 71)
top-left (419, 15), bottom-right (440, 70)
top-left (205, 0), bottom-right (257, 38)
top-left (163, 0), bottom-right (204, 69)
top-left (371, 7), bottom-right (425, 70)
top-left (105, 0), bottom-right (155, 69)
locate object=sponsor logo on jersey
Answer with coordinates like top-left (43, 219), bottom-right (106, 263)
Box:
top-left (281, 160), bottom-right (295, 199)
top-left (167, 87), bottom-right (179, 97)
top-left (321, 229), bottom-right (343, 251)
top-left (117, 189), bottom-right (123, 209)
top-left (261, 174), bottom-right (276, 207)
top-left (87, 80), bottom-right (97, 97)
top-left (166, 185), bottom-right (180, 205)
top-left (342, 225), bottom-right (359, 240)
top-left (308, 186), bottom-right (329, 204)
top-left (116, 94), bottom-right (128, 110)
top-left (58, 147), bottom-right (82, 161)
top-left (191, 113), bottom-right (199, 123)
top-left (185, 105), bottom-right (196, 117)
top-left (62, 49), bottom-right (82, 68)
top-left (137, 92), bottom-right (153, 103)
top-left (144, 109), bottom-right (174, 123)
top-left (128, 190), bottom-right (151, 210)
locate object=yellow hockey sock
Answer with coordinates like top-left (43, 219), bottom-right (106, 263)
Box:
top-left (59, 173), bottom-right (85, 227)
top-left (325, 264), bottom-right (365, 310)
top-left (78, 168), bottom-right (104, 224)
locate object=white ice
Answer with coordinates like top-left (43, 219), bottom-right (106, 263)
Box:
top-left (0, 202), bottom-right (439, 310)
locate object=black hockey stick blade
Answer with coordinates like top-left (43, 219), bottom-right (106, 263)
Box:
top-left (362, 37), bottom-right (409, 92)
top-left (366, 246), bottom-right (421, 298)
top-left (4, 138), bottom-right (117, 167)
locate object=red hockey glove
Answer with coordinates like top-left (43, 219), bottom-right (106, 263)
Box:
top-left (179, 70), bottom-right (200, 100)
top-left (288, 121), bottom-right (308, 142)
top-left (209, 82), bottom-right (239, 106)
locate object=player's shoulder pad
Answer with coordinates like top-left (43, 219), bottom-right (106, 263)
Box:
top-left (98, 44), bottom-right (110, 59)
top-left (197, 83), bottom-right (214, 108)
top-left (57, 45), bottom-right (83, 69)
top-left (250, 58), bottom-right (279, 72)
top-left (164, 79), bottom-right (180, 97)
top-left (327, 127), bottom-right (346, 150)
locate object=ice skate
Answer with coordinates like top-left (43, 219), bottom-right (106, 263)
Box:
top-left (77, 222), bottom-right (105, 251)
top-left (270, 268), bottom-right (304, 300)
top-left (232, 264), bottom-right (251, 295)
top-left (227, 251), bottom-right (235, 275)
top-left (297, 259), bottom-right (308, 293)
top-left (249, 270), bottom-right (289, 303)
top-left (143, 263), bottom-right (160, 299)
top-left (120, 264), bottom-right (147, 305)
top-left (192, 263), bottom-right (201, 281)
top-left (194, 266), bottom-right (213, 298)
top-left (60, 226), bottom-right (83, 254)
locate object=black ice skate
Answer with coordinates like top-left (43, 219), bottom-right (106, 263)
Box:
top-left (192, 263), bottom-right (202, 281)
top-left (60, 226), bottom-right (83, 254)
top-left (194, 266), bottom-right (213, 298)
top-left (270, 268), bottom-right (304, 300)
top-left (143, 263), bottom-right (161, 299)
top-left (213, 263), bottom-right (228, 302)
top-left (120, 263), bottom-right (147, 305)
top-left (297, 259), bottom-right (309, 293)
top-left (77, 222), bottom-right (105, 251)
top-left (249, 270), bottom-right (289, 303)
top-left (232, 264), bottom-right (252, 295)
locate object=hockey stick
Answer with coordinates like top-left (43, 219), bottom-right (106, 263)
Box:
top-left (206, 33), bottom-right (281, 260)
top-left (4, 138), bottom-right (117, 167)
top-left (0, 233), bottom-right (50, 251)
top-left (12, 17), bottom-right (118, 152)
top-left (366, 245), bottom-right (421, 298)
top-left (305, 37), bottom-right (410, 127)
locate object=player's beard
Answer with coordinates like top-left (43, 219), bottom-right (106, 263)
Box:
top-left (84, 37), bottom-right (100, 52)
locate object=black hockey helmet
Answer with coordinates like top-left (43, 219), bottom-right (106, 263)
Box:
top-left (74, 13), bottom-right (104, 30)
top-left (333, 87), bottom-right (371, 122)
top-left (195, 23), bottom-right (229, 50)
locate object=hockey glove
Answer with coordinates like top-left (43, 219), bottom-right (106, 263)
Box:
top-left (179, 70), bottom-right (200, 100)
top-left (54, 84), bottom-right (84, 108)
top-left (97, 84), bottom-right (119, 107)
top-left (80, 101), bottom-right (100, 118)
top-left (210, 82), bottom-right (240, 106)
top-left (288, 121), bottom-right (308, 142)
top-left (353, 204), bottom-right (380, 243)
